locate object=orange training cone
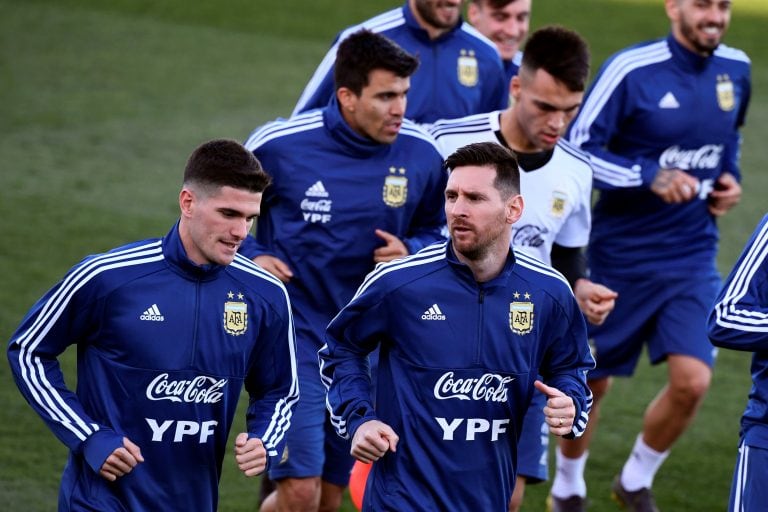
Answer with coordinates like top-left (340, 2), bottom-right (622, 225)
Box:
top-left (348, 460), bottom-right (372, 511)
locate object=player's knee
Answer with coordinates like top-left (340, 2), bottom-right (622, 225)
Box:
top-left (670, 371), bottom-right (711, 407)
top-left (277, 477), bottom-right (321, 510)
top-left (318, 482), bottom-right (345, 512)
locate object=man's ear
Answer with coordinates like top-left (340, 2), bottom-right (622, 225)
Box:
top-left (510, 75), bottom-right (522, 103)
top-left (179, 188), bottom-right (195, 218)
top-left (337, 87), bottom-right (357, 113)
top-left (507, 193), bottom-right (524, 225)
top-left (664, 0), bottom-right (680, 24)
top-left (467, 2), bottom-right (480, 25)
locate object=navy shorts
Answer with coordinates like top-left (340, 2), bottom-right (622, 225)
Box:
top-left (516, 391), bottom-right (548, 483)
top-left (586, 271), bottom-right (720, 379)
top-left (268, 336), bottom-right (355, 486)
top-left (729, 442), bottom-right (768, 511)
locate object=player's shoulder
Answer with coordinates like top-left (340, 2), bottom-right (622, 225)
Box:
top-left (554, 139), bottom-right (593, 174)
top-left (714, 44), bottom-right (751, 66)
top-left (354, 242), bottom-right (448, 298)
top-left (338, 6), bottom-right (405, 39)
top-left (456, 21), bottom-right (502, 58)
top-left (512, 250), bottom-right (572, 296)
top-left (598, 38), bottom-right (671, 80)
top-left (397, 119), bottom-right (443, 155)
top-left (244, 110), bottom-right (325, 152)
top-left (428, 112), bottom-right (499, 159)
top-left (228, 254), bottom-right (292, 303)
top-left (429, 111), bottom-right (497, 140)
top-left (72, 238), bottom-right (165, 295)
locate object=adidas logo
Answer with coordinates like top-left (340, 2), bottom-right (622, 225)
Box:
top-left (658, 91), bottom-right (680, 109)
top-left (421, 303), bottom-right (446, 321)
top-left (140, 304), bottom-right (165, 322)
top-left (305, 180), bottom-right (329, 198)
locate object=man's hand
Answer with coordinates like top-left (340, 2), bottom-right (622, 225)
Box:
top-left (534, 380), bottom-right (576, 437)
top-left (373, 229), bottom-right (409, 263)
top-left (574, 278), bottom-right (618, 326)
top-left (99, 437), bottom-right (144, 481)
top-left (707, 172), bottom-right (741, 216)
top-left (234, 433), bottom-right (268, 477)
top-left (253, 255), bottom-right (294, 283)
top-left (351, 420), bottom-right (399, 464)
top-left (650, 168), bottom-right (700, 203)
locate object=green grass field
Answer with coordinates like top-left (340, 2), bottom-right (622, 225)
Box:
top-left (1, 0), bottom-right (765, 510)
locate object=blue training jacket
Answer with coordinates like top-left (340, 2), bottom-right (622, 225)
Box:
top-left (291, 2), bottom-right (507, 124)
top-left (241, 100), bottom-right (447, 365)
top-left (319, 242), bottom-right (594, 511)
top-left (708, 213), bottom-right (768, 450)
top-left (568, 34), bottom-right (751, 277)
top-left (7, 223), bottom-right (299, 511)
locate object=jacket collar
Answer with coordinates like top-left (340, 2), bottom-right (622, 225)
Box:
top-left (666, 33), bottom-right (714, 72)
top-left (323, 96), bottom-right (390, 158)
top-left (444, 240), bottom-right (516, 288)
top-left (162, 221), bottom-right (226, 280)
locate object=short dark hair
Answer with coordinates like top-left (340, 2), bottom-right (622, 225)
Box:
top-left (183, 139), bottom-right (271, 194)
top-left (521, 25), bottom-right (590, 92)
top-left (334, 29), bottom-right (419, 96)
top-left (445, 142), bottom-right (520, 198)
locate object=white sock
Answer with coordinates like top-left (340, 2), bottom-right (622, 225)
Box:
top-left (620, 435), bottom-right (670, 491)
top-left (551, 447), bottom-right (588, 498)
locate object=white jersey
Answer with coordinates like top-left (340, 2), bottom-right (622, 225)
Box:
top-left (430, 111), bottom-right (593, 264)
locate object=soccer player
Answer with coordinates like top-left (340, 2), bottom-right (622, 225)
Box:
top-left (241, 30), bottom-right (447, 512)
top-left (550, 1), bottom-right (751, 510)
top-left (467, 0), bottom-right (531, 85)
top-left (291, 0), bottom-right (508, 124)
top-left (6, 140), bottom-right (299, 511)
top-left (319, 141), bottom-right (595, 511)
top-left (708, 213), bottom-right (768, 512)
top-left (429, 25), bottom-right (617, 512)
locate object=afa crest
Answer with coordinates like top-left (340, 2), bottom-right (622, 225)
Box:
top-left (510, 294), bottom-right (534, 335)
top-left (550, 191), bottom-right (567, 218)
top-left (383, 166), bottom-right (408, 207)
top-left (716, 74), bottom-right (735, 112)
top-left (223, 293), bottom-right (248, 336)
top-left (457, 49), bottom-right (478, 87)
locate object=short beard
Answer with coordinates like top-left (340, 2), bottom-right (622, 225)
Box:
top-left (415, 2), bottom-right (457, 30)
top-left (680, 21), bottom-right (720, 56)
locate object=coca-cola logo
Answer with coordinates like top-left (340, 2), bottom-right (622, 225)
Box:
top-left (511, 225), bottom-right (547, 247)
top-left (433, 372), bottom-right (514, 402)
top-left (300, 198), bottom-right (332, 212)
top-left (658, 144), bottom-right (723, 170)
top-left (146, 373), bottom-right (227, 404)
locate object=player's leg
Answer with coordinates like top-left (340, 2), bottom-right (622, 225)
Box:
top-left (257, 476), bottom-right (277, 511)
top-left (614, 273), bottom-right (718, 500)
top-left (642, 354), bottom-right (710, 449)
top-left (510, 393), bottom-right (548, 512)
top-left (319, 481), bottom-right (345, 512)
top-left (274, 477), bottom-right (321, 512)
top-left (549, 272), bottom-right (652, 510)
top-left (548, 375), bottom-right (610, 510)
top-left (509, 476), bottom-right (526, 512)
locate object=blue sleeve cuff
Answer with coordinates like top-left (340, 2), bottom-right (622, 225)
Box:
top-left (80, 429), bottom-right (124, 474)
